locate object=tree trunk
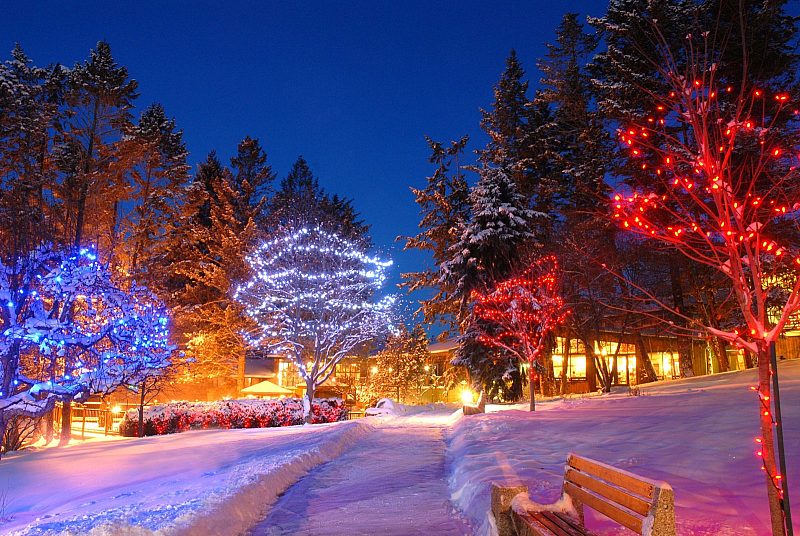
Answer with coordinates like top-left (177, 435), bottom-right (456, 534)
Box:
top-left (560, 336), bottom-right (570, 396)
top-left (138, 380), bottom-right (146, 438)
top-left (713, 337), bottom-right (730, 373)
top-left (303, 377), bottom-right (315, 424)
top-left (585, 340), bottom-right (597, 392)
top-left (634, 332), bottom-right (658, 384)
top-left (528, 361), bottom-right (536, 412)
top-left (58, 397), bottom-right (72, 446)
top-left (756, 345), bottom-right (787, 535)
top-left (44, 409), bottom-right (54, 444)
top-left (236, 349), bottom-right (246, 393)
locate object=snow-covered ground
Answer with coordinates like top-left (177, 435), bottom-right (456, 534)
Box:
top-left (1, 419), bottom-right (373, 535)
top-left (249, 405), bottom-right (470, 535)
top-left (2, 364), bottom-right (797, 536)
top-left (448, 359), bottom-right (800, 535)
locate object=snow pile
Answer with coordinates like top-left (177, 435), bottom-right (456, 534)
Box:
top-left (3, 419), bottom-right (374, 535)
top-left (447, 360), bottom-right (800, 535)
top-left (119, 397), bottom-right (346, 436)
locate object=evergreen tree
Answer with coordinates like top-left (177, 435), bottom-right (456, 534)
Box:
top-left (267, 156), bottom-right (369, 244)
top-left (442, 165), bottom-right (543, 400)
top-left (0, 45), bottom-right (65, 258)
top-left (441, 165), bottom-right (540, 301)
top-left (401, 136), bottom-right (470, 335)
top-left (55, 41), bottom-right (138, 253)
top-left (230, 135), bottom-right (275, 211)
top-left (479, 51), bottom-right (538, 197)
top-left (163, 152), bottom-right (260, 392)
top-left (119, 103), bottom-right (189, 278)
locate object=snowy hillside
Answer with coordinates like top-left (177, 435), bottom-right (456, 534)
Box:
top-left (447, 359), bottom-right (800, 535)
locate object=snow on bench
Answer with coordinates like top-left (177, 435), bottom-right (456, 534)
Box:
top-left (492, 453), bottom-right (675, 536)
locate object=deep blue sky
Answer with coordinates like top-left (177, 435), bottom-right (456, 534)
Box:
top-left (2, 1), bottom-right (605, 320)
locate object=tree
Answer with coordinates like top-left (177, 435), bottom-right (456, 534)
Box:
top-left (369, 324), bottom-right (430, 403)
top-left (0, 45), bottom-right (64, 258)
top-left (611, 28), bottom-right (799, 533)
top-left (479, 51), bottom-right (530, 175)
top-left (472, 255), bottom-right (569, 411)
top-left (118, 103), bottom-right (189, 277)
top-left (442, 165), bottom-right (543, 398)
top-left (230, 135), bottom-right (275, 213)
top-left (55, 41), bottom-right (138, 253)
top-left (163, 152), bottom-right (260, 391)
top-left (235, 227), bottom-right (394, 423)
top-left (401, 136), bottom-right (471, 335)
top-left (267, 156), bottom-right (369, 245)
top-left (0, 246), bottom-right (174, 450)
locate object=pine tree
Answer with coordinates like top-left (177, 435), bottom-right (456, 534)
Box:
top-left (479, 51), bottom-right (539, 198)
top-left (230, 135), bottom-right (275, 212)
top-left (55, 41), bottom-right (138, 253)
top-left (163, 152), bottom-right (261, 392)
top-left (441, 165), bottom-right (540, 300)
top-left (119, 103), bottom-right (189, 279)
top-left (0, 45), bottom-right (64, 258)
top-left (401, 136), bottom-right (470, 335)
top-left (267, 156), bottom-right (369, 244)
top-left (442, 165), bottom-right (543, 400)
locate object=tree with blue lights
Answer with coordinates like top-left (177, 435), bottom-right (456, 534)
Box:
top-left (0, 246), bottom-right (174, 451)
top-left (235, 227), bottom-right (394, 423)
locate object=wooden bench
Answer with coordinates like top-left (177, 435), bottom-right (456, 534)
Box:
top-left (492, 453), bottom-right (675, 536)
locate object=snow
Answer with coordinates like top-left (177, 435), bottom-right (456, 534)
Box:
top-left (447, 359), bottom-right (800, 535)
top-left (249, 405), bottom-right (470, 535)
top-left (2, 420), bottom-right (373, 535)
top-left (2, 364), bottom-right (798, 535)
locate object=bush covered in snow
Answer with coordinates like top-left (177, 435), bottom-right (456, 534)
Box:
top-left (119, 398), bottom-right (347, 437)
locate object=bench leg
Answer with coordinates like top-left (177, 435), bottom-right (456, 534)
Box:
top-left (491, 483), bottom-right (529, 536)
top-left (648, 486), bottom-right (676, 536)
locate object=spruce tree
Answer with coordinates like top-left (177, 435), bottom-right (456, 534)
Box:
top-left (479, 51), bottom-right (529, 171)
top-left (230, 135), bottom-right (275, 211)
top-left (120, 103), bottom-right (189, 279)
top-left (442, 165), bottom-right (543, 400)
top-left (56, 41), bottom-right (138, 253)
top-left (401, 136), bottom-right (470, 335)
top-left (267, 156), bottom-right (369, 244)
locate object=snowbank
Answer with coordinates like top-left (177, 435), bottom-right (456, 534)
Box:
top-left (3, 419), bottom-right (374, 535)
top-left (447, 360), bottom-right (800, 535)
top-left (119, 397), bottom-right (346, 436)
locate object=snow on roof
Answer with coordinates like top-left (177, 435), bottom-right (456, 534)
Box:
top-left (428, 339), bottom-right (458, 353)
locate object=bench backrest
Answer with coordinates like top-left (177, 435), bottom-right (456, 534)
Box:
top-left (563, 454), bottom-right (675, 536)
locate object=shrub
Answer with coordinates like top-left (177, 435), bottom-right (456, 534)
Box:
top-left (119, 398), bottom-right (347, 437)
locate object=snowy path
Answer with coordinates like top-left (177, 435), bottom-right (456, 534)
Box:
top-left (249, 413), bottom-right (472, 536)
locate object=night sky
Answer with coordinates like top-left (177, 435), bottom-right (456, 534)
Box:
top-left (2, 0), bottom-right (605, 319)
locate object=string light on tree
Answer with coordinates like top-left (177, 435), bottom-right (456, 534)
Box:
top-left (235, 226), bottom-right (395, 424)
top-left (472, 255), bottom-right (569, 411)
top-left (609, 28), bottom-right (798, 534)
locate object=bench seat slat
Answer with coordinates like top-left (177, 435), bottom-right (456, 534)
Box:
top-left (515, 510), bottom-right (589, 536)
top-left (568, 455), bottom-right (655, 499)
top-left (563, 482), bottom-right (643, 534)
top-left (539, 511), bottom-right (591, 536)
top-left (566, 468), bottom-right (651, 516)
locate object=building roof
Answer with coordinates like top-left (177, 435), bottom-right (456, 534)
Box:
top-left (428, 339), bottom-right (458, 354)
top-left (240, 379), bottom-right (294, 396)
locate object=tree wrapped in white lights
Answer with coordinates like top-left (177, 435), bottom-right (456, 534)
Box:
top-left (235, 227), bottom-right (394, 423)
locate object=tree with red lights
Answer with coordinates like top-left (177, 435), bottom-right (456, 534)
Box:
top-left (472, 255), bottom-right (568, 411)
top-left (611, 28), bottom-right (798, 534)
